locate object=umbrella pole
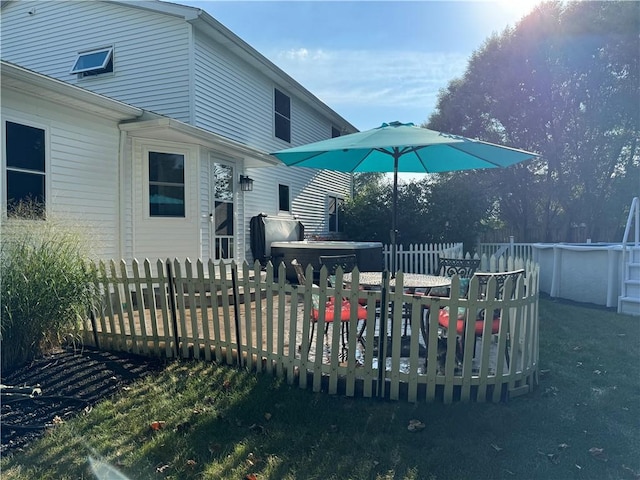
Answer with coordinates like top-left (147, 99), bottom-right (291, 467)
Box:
top-left (390, 154), bottom-right (399, 276)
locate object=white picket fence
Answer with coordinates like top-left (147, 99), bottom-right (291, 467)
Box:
top-left (83, 256), bottom-right (539, 404)
top-left (383, 242), bottom-right (463, 273)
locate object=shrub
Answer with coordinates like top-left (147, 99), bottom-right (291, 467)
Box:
top-left (1, 204), bottom-right (99, 372)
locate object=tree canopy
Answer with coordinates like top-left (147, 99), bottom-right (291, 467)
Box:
top-left (342, 1), bottom-right (638, 246)
top-left (427, 0), bottom-right (639, 242)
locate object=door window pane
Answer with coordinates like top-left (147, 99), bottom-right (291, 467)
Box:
top-left (213, 163), bottom-right (233, 201)
top-left (214, 201), bottom-right (233, 236)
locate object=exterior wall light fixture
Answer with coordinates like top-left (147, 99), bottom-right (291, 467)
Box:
top-left (239, 174), bottom-right (254, 192)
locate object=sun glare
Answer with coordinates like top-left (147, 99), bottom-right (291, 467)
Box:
top-left (497, 0), bottom-right (545, 23)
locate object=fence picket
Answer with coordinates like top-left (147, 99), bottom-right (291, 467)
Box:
top-left (131, 259), bottom-right (149, 355)
top-left (84, 249), bottom-right (539, 404)
top-left (142, 260), bottom-right (159, 355)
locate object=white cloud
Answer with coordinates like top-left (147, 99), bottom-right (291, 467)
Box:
top-left (270, 47), bottom-right (469, 112)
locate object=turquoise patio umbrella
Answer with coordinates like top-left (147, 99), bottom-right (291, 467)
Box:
top-left (271, 121), bottom-right (538, 274)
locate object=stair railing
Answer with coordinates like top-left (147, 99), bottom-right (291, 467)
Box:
top-left (620, 197), bottom-right (639, 304)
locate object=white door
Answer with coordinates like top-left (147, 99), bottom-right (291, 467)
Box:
top-left (210, 162), bottom-right (235, 262)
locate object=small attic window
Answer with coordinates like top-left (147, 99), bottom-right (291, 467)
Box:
top-left (70, 47), bottom-right (113, 76)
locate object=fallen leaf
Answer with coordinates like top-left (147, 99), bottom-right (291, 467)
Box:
top-left (558, 443), bottom-right (570, 450)
top-left (593, 369), bottom-right (602, 375)
top-left (52, 415), bottom-right (64, 425)
top-left (223, 379), bottom-right (231, 390)
top-left (150, 421), bottom-right (166, 431)
top-left (245, 474), bottom-right (258, 480)
top-left (186, 459), bottom-right (196, 467)
top-left (264, 412), bottom-right (272, 421)
top-left (407, 419), bottom-right (425, 432)
top-left (491, 443), bottom-right (503, 452)
top-left (156, 463), bottom-right (170, 473)
top-left (589, 447), bottom-right (608, 461)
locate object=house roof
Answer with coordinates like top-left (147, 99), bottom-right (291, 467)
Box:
top-left (111, 0), bottom-right (359, 135)
top-left (1, 60), bottom-right (143, 122)
top-left (119, 118), bottom-right (281, 168)
top-left (2, 60), bottom-right (281, 168)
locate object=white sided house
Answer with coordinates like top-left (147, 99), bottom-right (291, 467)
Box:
top-left (1, 61), bottom-right (279, 263)
top-left (1, 0), bottom-right (357, 265)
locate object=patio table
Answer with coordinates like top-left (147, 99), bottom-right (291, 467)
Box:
top-left (343, 272), bottom-right (451, 291)
top-left (342, 272), bottom-right (452, 355)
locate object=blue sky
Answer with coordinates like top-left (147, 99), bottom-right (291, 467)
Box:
top-left (174, 0), bottom-right (543, 131)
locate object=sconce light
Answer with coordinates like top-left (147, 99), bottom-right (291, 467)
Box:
top-left (239, 174), bottom-right (254, 192)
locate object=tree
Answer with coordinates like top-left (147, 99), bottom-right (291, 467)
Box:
top-left (428, 1), bottom-right (639, 242)
top-left (342, 173), bottom-right (492, 251)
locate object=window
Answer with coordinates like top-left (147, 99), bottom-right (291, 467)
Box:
top-left (332, 126), bottom-right (341, 138)
top-left (70, 47), bottom-right (113, 77)
top-left (212, 163), bottom-right (234, 260)
top-left (149, 152), bottom-right (185, 217)
top-left (5, 121), bottom-right (46, 219)
top-left (274, 88), bottom-right (291, 142)
top-left (278, 184), bottom-right (290, 212)
top-left (328, 195), bottom-right (344, 232)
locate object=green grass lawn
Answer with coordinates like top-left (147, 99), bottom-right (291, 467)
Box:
top-left (2, 298), bottom-right (639, 480)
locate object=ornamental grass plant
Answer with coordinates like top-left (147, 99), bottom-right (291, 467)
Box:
top-left (0, 203), bottom-right (99, 372)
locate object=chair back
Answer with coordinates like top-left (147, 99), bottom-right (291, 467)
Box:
top-left (319, 254), bottom-right (357, 274)
top-left (291, 259), bottom-right (307, 286)
top-left (437, 257), bottom-right (480, 278)
top-left (473, 269), bottom-right (525, 300)
top-left (319, 254), bottom-right (357, 287)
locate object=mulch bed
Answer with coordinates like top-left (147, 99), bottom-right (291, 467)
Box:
top-left (1, 346), bottom-right (168, 456)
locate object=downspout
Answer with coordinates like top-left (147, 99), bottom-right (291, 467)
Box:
top-left (117, 128), bottom-right (127, 261)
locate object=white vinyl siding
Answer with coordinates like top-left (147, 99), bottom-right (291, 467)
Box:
top-left (1, 1), bottom-right (192, 122)
top-left (130, 139), bottom-right (200, 261)
top-left (1, 90), bottom-right (122, 260)
top-left (2, 0), bottom-right (355, 260)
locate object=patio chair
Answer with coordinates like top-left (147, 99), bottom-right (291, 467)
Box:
top-left (417, 257), bottom-right (481, 342)
top-left (319, 254), bottom-right (357, 287)
top-left (438, 269), bottom-right (525, 366)
top-left (429, 257), bottom-right (481, 297)
top-left (291, 259), bottom-right (367, 358)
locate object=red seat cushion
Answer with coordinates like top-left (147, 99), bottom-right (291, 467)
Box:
top-left (438, 308), bottom-right (500, 336)
top-left (313, 298), bottom-right (367, 322)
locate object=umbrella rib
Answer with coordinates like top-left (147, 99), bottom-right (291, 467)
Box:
top-left (446, 143), bottom-right (523, 167)
top-left (282, 150), bottom-right (332, 167)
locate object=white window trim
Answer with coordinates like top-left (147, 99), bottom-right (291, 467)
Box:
top-left (2, 115), bottom-right (50, 219)
top-left (278, 182), bottom-right (291, 213)
top-left (274, 88), bottom-right (291, 143)
top-left (70, 46), bottom-right (114, 74)
top-left (141, 144), bottom-right (192, 221)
